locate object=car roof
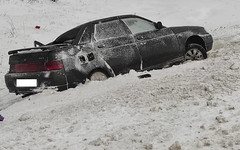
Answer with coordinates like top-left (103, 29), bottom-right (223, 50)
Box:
top-left (89, 14), bottom-right (154, 24)
top-left (63, 14), bottom-right (154, 32)
top-left (52, 15), bottom-right (154, 44)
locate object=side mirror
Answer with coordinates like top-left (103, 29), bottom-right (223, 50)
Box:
top-left (156, 21), bottom-right (163, 29)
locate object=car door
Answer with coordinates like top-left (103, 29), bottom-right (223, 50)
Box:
top-left (122, 17), bottom-right (180, 69)
top-left (61, 25), bottom-right (93, 84)
top-left (92, 19), bottom-right (142, 75)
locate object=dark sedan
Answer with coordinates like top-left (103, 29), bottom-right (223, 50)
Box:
top-left (5, 15), bottom-right (213, 94)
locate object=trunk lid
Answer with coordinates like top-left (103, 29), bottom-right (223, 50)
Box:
top-left (8, 45), bottom-right (67, 73)
top-left (9, 51), bottom-right (49, 65)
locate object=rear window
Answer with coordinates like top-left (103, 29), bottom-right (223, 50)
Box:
top-left (94, 20), bottom-right (130, 40)
top-left (79, 26), bottom-right (91, 44)
top-left (52, 26), bottom-right (82, 44)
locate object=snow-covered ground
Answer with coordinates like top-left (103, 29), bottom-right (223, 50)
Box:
top-left (0, 0), bottom-right (240, 149)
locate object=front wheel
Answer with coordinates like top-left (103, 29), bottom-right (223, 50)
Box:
top-left (185, 44), bottom-right (207, 61)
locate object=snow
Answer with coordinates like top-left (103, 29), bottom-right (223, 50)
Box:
top-left (0, 0), bottom-right (240, 149)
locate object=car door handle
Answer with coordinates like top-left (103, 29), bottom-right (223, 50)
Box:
top-left (97, 44), bottom-right (105, 48)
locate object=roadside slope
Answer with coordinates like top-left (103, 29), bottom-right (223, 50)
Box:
top-left (0, 0), bottom-right (240, 150)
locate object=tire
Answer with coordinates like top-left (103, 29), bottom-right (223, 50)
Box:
top-left (89, 71), bottom-right (108, 81)
top-left (185, 44), bottom-right (207, 61)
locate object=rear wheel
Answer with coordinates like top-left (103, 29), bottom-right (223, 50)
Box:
top-left (89, 71), bottom-right (108, 81)
top-left (185, 44), bottom-right (207, 61)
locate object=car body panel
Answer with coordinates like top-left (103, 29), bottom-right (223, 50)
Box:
top-left (169, 26), bottom-right (213, 52)
top-left (93, 35), bottom-right (141, 75)
top-left (5, 15), bottom-right (213, 94)
top-left (134, 28), bottom-right (180, 69)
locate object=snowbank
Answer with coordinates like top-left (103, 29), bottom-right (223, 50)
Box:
top-left (0, 0), bottom-right (240, 149)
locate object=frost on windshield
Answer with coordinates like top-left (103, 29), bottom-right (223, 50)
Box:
top-left (94, 20), bottom-right (130, 41)
top-left (122, 18), bottom-right (157, 34)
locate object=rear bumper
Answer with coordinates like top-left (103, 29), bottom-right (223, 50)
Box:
top-left (5, 69), bottom-right (68, 94)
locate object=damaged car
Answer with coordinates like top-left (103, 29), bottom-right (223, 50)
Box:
top-left (5, 15), bottom-right (213, 94)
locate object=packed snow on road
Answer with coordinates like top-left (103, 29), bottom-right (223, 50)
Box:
top-left (0, 0), bottom-right (240, 149)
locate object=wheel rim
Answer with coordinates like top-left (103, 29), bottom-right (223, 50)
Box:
top-left (185, 48), bottom-right (204, 61)
top-left (90, 72), bottom-right (108, 81)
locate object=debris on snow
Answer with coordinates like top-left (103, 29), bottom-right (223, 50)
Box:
top-left (229, 63), bottom-right (239, 70)
top-left (215, 115), bottom-right (228, 123)
top-left (18, 113), bottom-right (31, 122)
top-left (143, 143), bottom-right (153, 150)
top-left (168, 141), bottom-right (182, 150)
top-left (0, 114), bottom-right (4, 121)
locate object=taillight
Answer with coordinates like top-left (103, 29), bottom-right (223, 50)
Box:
top-left (11, 62), bottom-right (45, 73)
top-left (9, 60), bottom-right (64, 73)
top-left (45, 60), bottom-right (64, 71)
top-left (10, 65), bottom-right (15, 73)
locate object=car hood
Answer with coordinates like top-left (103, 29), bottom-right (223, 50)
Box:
top-left (169, 26), bottom-right (207, 34)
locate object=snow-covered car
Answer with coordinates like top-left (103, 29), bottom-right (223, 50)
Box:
top-left (5, 15), bottom-right (213, 94)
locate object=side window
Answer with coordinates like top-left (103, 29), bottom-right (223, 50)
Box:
top-left (122, 18), bottom-right (157, 34)
top-left (79, 26), bottom-right (91, 44)
top-left (94, 20), bottom-right (130, 40)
